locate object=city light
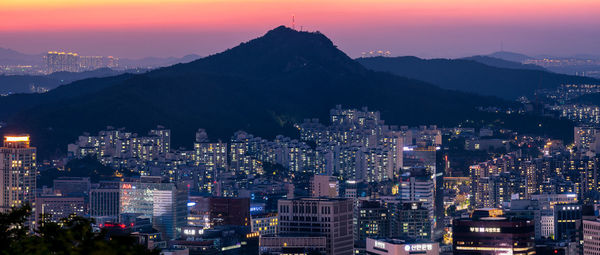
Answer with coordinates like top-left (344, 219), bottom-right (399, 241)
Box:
top-left (5, 136), bottom-right (29, 142)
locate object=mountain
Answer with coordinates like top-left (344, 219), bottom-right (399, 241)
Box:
top-left (356, 56), bottom-right (599, 99)
top-left (462, 55), bottom-right (546, 71)
top-left (119, 54), bottom-right (201, 68)
top-left (0, 68), bottom-right (147, 94)
top-left (488, 51), bottom-right (532, 63)
top-left (0, 47), bottom-right (43, 65)
top-left (0, 26), bottom-right (573, 158)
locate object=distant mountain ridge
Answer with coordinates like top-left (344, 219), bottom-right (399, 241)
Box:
top-left (357, 56), bottom-right (599, 99)
top-left (462, 55), bottom-right (546, 71)
top-left (0, 68), bottom-right (147, 94)
top-left (0, 47), bottom-right (201, 68)
top-left (0, 26), bottom-right (573, 158)
top-left (118, 54), bottom-right (201, 68)
top-left (0, 47), bottom-right (44, 65)
top-left (487, 51), bottom-right (532, 63)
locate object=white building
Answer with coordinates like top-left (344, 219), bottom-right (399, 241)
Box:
top-left (366, 238), bottom-right (439, 255)
top-left (583, 218), bottom-right (600, 255)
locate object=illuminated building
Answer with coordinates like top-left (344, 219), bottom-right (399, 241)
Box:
top-left (575, 126), bottom-right (600, 154)
top-left (355, 200), bottom-right (390, 242)
top-left (188, 196), bottom-right (250, 228)
top-left (554, 204), bottom-right (582, 242)
top-left (46, 51), bottom-right (79, 73)
top-left (35, 195), bottom-right (85, 224)
top-left (277, 197), bottom-right (354, 255)
top-left (259, 236), bottom-right (327, 255)
top-left (365, 238), bottom-right (439, 255)
top-left (119, 177), bottom-right (188, 240)
top-left (0, 135), bottom-right (36, 214)
top-left (89, 181), bottom-right (120, 221)
top-left (398, 168), bottom-right (434, 229)
top-left (251, 213), bottom-right (278, 236)
top-left (386, 201), bottom-right (431, 241)
top-left (452, 208), bottom-right (535, 255)
top-left (583, 218), bottom-right (600, 255)
top-left (79, 56), bottom-right (104, 70)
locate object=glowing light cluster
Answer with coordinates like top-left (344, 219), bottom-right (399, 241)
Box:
top-left (5, 136), bottom-right (29, 142)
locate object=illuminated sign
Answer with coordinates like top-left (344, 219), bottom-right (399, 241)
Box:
top-left (470, 227), bottom-right (501, 233)
top-left (5, 136), bottom-right (29, 142)
top-left (121, 183), bottom-right (132, 189)
top-left (374, 241), bottom-right (386, 249)
top-left (183, 228), bottom-right (204, 236)
top-left (404, 244), bottom-right (433, 251)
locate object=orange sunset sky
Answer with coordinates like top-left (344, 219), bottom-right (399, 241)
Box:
top-left (1, 0), bottom-right (599, 58)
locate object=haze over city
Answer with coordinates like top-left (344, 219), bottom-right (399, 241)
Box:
top-left (4, 1), bottom-right (600, 255)
top-left (1, 0), bottom-right (599, 58)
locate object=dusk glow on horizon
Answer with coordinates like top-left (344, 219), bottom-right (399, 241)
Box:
top-left (1, 0), bottom-right (599, 58)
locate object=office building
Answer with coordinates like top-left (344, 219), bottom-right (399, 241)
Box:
top-left (251, 213), bottom-right (278, 236)
top-left (584, 218), bottom-right (600, 255)
top-left (388, 202), bottom-right (431, 241)
top-left (398, 168), bottom-right (434, 230)
top-left (365, 238), bottom-right (439, 255)
top-left (355, 200), bottom-right (390, 242)
top-left (452, 209), bottom-right (535, 255)
top-left (554, 204), bottom-right (582, 242)
top-left (0, 135), bottom-right (36, 214)
top-left (188, 196), bottom-right (250, 228)
top-left (278, 197), bottom-right (354, 255)
top-left (53, 177), bottom-right (90, 196)
top-left (89, 181), bottom-right (120, 220)
top-left (120, 178), bottom-right (188, 239)
top-left (35, 195), bottom-right (85, 223)
top-left (259, 236), bottom-right (327, 255)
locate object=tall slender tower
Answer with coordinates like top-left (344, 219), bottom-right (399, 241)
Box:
top-left (292, 15), bottom-right (296, 30)
top-left (0, 135), bottom-right (36, 213)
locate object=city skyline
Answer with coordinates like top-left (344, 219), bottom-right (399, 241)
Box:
top-left (1, 0), bottom-right (599, 58)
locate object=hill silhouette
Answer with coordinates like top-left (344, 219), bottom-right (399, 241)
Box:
top-left (357, 56), bottom-right (599, 99)
top-left (462, 55), bottom-right (546, 71)
top-left (0, 26), bottom-right (573, 158)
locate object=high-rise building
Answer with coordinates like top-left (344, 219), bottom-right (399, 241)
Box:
top-left (554, 204), bottom-right (582, 242)
top-left (583, 218), bottom-right (600, 255)
top-left (278, 198), bottom-right (354, 255)
top-left (452, 208), bottom-right (535, 255)
top-left (0, 135), bottom-right (36, 214)
top-left (119, 177), bottom-right (188, 239)
top-left (46, 51), bottom-right (79, 73)
top-left (355, 200), bottom-right (390, 242)
top-left (393, 202), bottom-right (431, 241)
top-left (188, 196), bottom-right (250, 228)
top-left (575, 126), bottom-right (600, 154)
top-left (89, 181), bottom-right (120, 221)
top-left (398, 168), bottom-right (434, 228)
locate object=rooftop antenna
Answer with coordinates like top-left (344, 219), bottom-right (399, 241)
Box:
top-left (292, 15), bottom-right (296, 30)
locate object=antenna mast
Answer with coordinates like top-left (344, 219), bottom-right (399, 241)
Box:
top-left (292, 15), bottom-right (296, 30)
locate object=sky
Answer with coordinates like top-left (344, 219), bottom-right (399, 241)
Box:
top-left (1, 0), bottom-right (599, 59)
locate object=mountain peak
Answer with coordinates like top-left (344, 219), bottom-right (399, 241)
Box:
top-left (173, 25), bottom-right (363, 77)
